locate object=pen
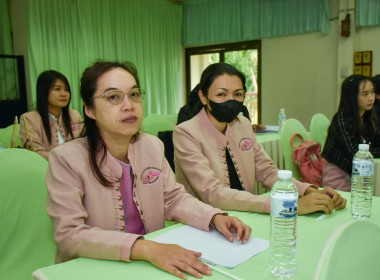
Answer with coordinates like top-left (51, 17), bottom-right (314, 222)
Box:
top-left (199, 257), bottom-right (244, 280)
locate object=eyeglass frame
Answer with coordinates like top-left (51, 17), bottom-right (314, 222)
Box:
top-left (94, 88), bottom-right (146, 105)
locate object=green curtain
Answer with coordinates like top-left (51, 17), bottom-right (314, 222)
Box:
top-left (183, 0), bottom-right (330, 46)
top-left (27, 0), bottom-right (183, 116)
top-left (0, 0), bottom-right (17, 100)
top-left (356, 0), bottom-right (380, 27)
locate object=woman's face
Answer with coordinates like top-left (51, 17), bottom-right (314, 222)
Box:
top-left (200, 74), bottom-right (245, 105)
top-left (358, 80), bottom-right (375, 116)
top-left (47, 79), bottom-right (70, 113)
top-left (85, 67), bottom-right (143, 142)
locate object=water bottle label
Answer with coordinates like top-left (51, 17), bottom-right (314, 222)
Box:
top-left (271, 198), bottom-right (298, 218)
top-left (352, 160), bottom-right (373, 176)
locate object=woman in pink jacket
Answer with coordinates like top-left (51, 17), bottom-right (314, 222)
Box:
top-left (19, 70), bottom-right (83, 160)
top-left (173, 62), bottom-right (346, 215)
top-left (46, 61), bottom-right (251, 280)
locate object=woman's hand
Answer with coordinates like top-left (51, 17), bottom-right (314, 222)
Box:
top-left (298, 192), bottom-right (334, 215)
top-left (299, 186), bottom-right (347, 215)
top-left (131, 239), bottom-right (211, 279)
top-left (318, 187), bottom-right (347, 210)
top-left (211, 214), bottom-right (252, 244)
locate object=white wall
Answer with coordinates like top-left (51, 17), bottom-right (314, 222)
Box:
top-left (261, 0), bottom-right (380, 129)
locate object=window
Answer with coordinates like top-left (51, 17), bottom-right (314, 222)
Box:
top-left (185, 40), bottom-right (261, 124)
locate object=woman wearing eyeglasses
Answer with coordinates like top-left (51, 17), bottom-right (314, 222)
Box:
top-left (322, 74), bottom-right (380, 191)
top-left (19, 70), bottom-right (83, 160)
top-left (46, 61), bottom-right (251, 280)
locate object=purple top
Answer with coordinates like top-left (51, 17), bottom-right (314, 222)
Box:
top-left (119, 161), bottom-right (146, 235)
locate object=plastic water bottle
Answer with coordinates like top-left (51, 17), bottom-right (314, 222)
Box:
top-left (269, 170), bottom-right (298, 278)
top-left (0, 142), bottom-right (4, 150)
top-left (278, 108), bottom-right (286, 132)
top-left (351, 144), bottom-right (373, 219)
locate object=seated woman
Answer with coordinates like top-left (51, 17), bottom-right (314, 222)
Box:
top-left (19, 70), bottom-right (83, 160)
top-left (177, 84), bottom-right (263, 131)
top-left (46, 61), bottom-right (251, 280)
top-left (173, 62), bottom-right (346, 215)
top-left (322, 74), bottom-right (380, 191)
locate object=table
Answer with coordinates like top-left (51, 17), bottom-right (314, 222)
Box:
top-left (255, 132), bottom-right (283, 194)
top-left (32, 192), bottom-right (380, 280)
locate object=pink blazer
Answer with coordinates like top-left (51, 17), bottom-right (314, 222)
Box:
top-left (46, 134), bottom-right (224, 263)
top-left (19, 109), bottom-right (83, 160)
top-left (173, 108), bottom-right (311, 213)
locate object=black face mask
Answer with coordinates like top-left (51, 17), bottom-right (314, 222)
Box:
top-left (207, 99), bottom-right (244, 123)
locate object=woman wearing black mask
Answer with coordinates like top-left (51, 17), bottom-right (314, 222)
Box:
top-left (173, 62), bottom-right (346, 215)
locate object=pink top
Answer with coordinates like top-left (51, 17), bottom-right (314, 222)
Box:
top-left (118, 161), bottom-right (146, 235)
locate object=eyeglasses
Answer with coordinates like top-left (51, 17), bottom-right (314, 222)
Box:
top-left (95, 88), bottom-right (145, 105)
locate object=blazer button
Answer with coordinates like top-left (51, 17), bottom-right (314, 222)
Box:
top-left (119, 205), bottom-right (124, 210)
top-left (136, 201), bottom-right (139, 206)
top-left (133, 192), bottom-right (136, 197)
top-left (118, 196), bottom-right (122, 201)
top-left (116, 186), bottom-right (120, 191)
top-left (140, 210), bottom-right (143, 215)
top-left (115, 178), bottom-right (121, 183)
top-left (121, 225), bottom-right (125, 231)
top-left (120, 215), bottom-right (125, 221)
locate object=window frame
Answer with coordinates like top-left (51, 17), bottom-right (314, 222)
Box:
top-left (185, 40), bottom-right (262, 123)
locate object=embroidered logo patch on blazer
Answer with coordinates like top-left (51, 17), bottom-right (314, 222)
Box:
top-left (239, 138), bottom-right (253, 151)
top-left (141, 168), bottom-right (162, 184)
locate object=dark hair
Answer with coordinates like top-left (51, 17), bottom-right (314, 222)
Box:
top-left (372, 75), bottom-right (380, 94)
top-left (36, 70), bottom-right (73, 143)
top-left (80, 61), bottom-right (140, 187)
top-left (193, 62), bottom-right (246, 115)
top-left (337, 74), bottom-right (376, 139)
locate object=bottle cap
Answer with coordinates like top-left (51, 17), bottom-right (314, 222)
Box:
top-left (278, 170), bottom-right (292, 179)
top-left (358, 144), bottom-right (369, 150)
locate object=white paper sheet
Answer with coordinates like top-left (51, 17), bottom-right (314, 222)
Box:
top-left (151, 225), bottom-right (269, 268)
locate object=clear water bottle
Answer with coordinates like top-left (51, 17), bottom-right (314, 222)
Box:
top-left (0, 141), bottom-right (4, 150)
top-left (269, 170), bottom-right (298, 278)
top-left (351, 144), bottom-right (373, 219)
top-left (278, 108), bottom-right (286, 132)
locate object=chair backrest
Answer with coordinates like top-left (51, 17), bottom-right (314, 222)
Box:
top-left (0, 125), bottom-right (13, 148)
top-left (313, 220), bottom-right (380, 280)
top-left (0, 149), bottom-right (56, 279)
top-left (280, 118), bottom-right (310, 179)
top-left (142, 114), bottom-right (178, 136)
top-left (310, 113), bottom-right (330, 151)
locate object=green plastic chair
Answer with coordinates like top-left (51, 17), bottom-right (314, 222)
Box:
top-left (0, 124), bottom-right (22, 148)
top-left (313, 220), bottom-right (380, 280)
top-left (310, 113), bottom-right (330, 151)
top-left (0, 149), bottom-right (56, 280)
top-left (279, 118), bottom-right (310, 179)
top-left (142, 114), bottom-right (178, 136)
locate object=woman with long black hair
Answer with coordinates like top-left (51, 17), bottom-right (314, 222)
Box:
top-left (322, 74), bottom-right (380, 191)
top-left (19, 70), bottom-right (82, 160)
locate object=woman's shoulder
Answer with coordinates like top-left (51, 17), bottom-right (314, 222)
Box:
top-left (21, 110), bottom-right (41, 120)
top-left (50, 137), bottom-right (88, 159)
top-left (332, 111), bottom-right (353, 123)
top-left (135, 132), bottom-right (162, 147)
